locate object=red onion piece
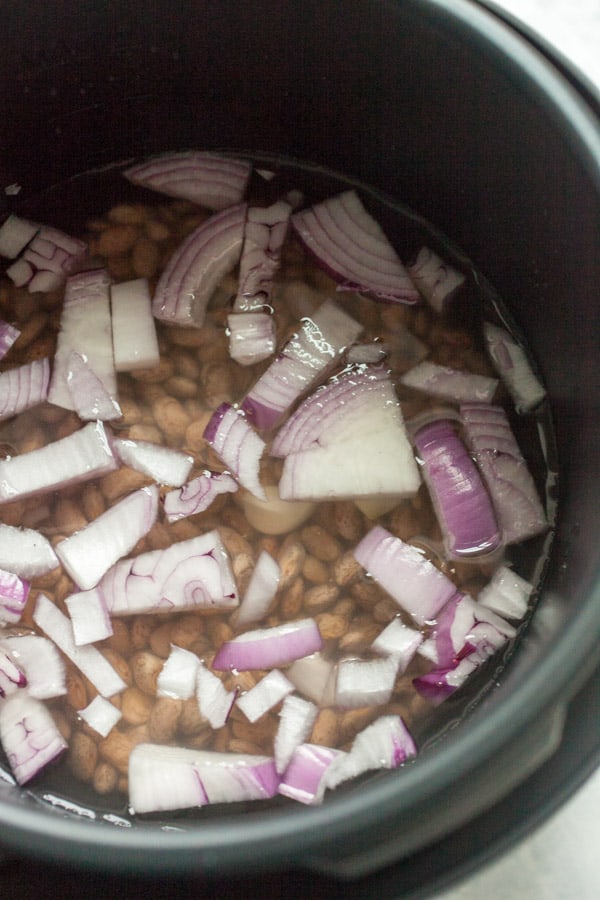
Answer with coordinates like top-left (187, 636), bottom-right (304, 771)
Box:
top-left (335, 656), bottom-right (399, 709)
top-left (128, 744), bottom-right (280, 815)
top-left (371, 618), bottom-right (423, 673)
top-left (326, 715), bottom-right (417, 790)
top-left (227, 312), bottom-right (277, 367)
top-left (33, 593), bottom-right (126, 698)
top-left (274, 368), bottom-right (421, 502)
top-left (484, 322), bottom-right (546, 412)
top-left (461, 402), bottom-right (547, 544)
top-left (0, 357), bottom-right (50, 422)
top-left (196, 662), bottom-right (237, 729)
top-left (0, 693), bottom-right (67, 785)
top-left (213, 618), bottom-right (324, 672)
top-left (157, 645), bottom-right (199, 700)
top-left (0, 567), bottom-right (30, 624)
top-left (0, 215), bottom-right (38, 258)
top-left (99, 531), bottom-right (238, 617)
top-left (236, 670), bottom-right (294, 723)
top-left (413, 657), bottom-right (480, 705)
top-left (203, 403), bottom-right (266, 500)
top-left (115, 438), bottom-right (193, 489)
top-left (477, 564), bottom-right (533, 620)
top-left (56, 485), bottom-right (159, 591)
top-left (292, 191), bottom-right (419, 303)
top-left (285, 652), bottom-right (337, 707)
top-left (66, 351), bottom-right (122, 421)
top-left (400, 361), bottom-right (498, 404)
top-left (11, 224), bottom-right (88, 293)
top-left (241, 299), bottom-right (363, 430)
top-left (0, 420), bottom-right (118, 504)
top-left (274, 694), bottom-right (318, 774)
top-left (0, 649), bottom-right (27, 697)
top-left (0, 525), bottom-right (58, 579)
top-left (111, 278), bottom-right (160, 372)
top-left (407, 246), bottom-right (465, 312)
top-left (278, 743), bottom-right (344, 805)
top-left (413, 419), bottom-right (501, 558)
top-left (418, 593), bottom-right (515, 668)
top-left (123, 152), bottom-right (251, 210)
top-left (65, 588), bottom-right (113, 645)
top-left (78, 695), bottom-right (122, 738)
top-left (0, 320), bottom-right (21, 361)
top-left (234, 550), bottom-right (280, 629)
top-left (0, 634), bottom-right (66, 700)
top-left (152, 203), bottom-right (246, 328)
top-left (48, 269), bottom-right (118, 412)
top-left (164, 471), bottom-right (237, 522)
top-left (234, 201), bottom-right (292, 311)
top-left (354, 526), bottom-right (456, 625)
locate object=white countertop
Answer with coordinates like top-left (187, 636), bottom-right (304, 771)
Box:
top-left (437, 2), bottom-right (600, 897)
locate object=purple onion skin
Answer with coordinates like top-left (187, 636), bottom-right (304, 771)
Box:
top-left (203, 402), bottom-right (230, 444)
top-left (240, 395), bottom-right (280, 431)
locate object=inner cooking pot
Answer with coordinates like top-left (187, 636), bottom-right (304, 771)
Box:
top-left (0, 0), bottom-right (598, 879)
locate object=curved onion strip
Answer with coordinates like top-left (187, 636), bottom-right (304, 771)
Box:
top-left (204, 403), bottom-right (266, 500)
top-left (325, 715), bottom-right (417, 790)
top-left (164, 471), bottom-right (237, 522)
top-left (292, 191), bottom-right (419, 303)
top-left (152, 203), bottom-right (246, 327)
top-left (123, 152), bottom-right (251, 210)
top-left (213, 618), bottom-right (324, 671)
top-left (0, 357), bottom-right (50, 423)
top-left (234, 550), bottom-right (281, 629)
top-left (234, 201), bottom-right (291, 310)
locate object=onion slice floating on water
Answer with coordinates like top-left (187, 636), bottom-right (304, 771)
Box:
top-left (236, 670), bottom-right (294, 723)
top-left (5, 223), bottom-right (87, 293)
top-left (291, 191), bottom-right (419, 303)
top-left (278, 743), bottom-right (344, 805)
top-left (123, 152), bottom-right (252, 210)
top-left (477, 564), bottom-right (533, 620)
top-left (0, 649), bottom-right (27, 697)
top-left (213, 618), bottom-right (324, 672)
top-left (65, 588), bottom-right (113, 645)
top-left (115, 438), bottom-right (194, 489)
top-left (164, 470), bottom-right (237, 522)
top-left (326, 715), bottom-right (417, 790)
top-left (412, 418), bottom-right (501, 558)
top-left (157, 645), bottom-right (199, 700)
top-left (335, 656), bottom-right (399, 709)
top-left (233, 550), bottom-right (280, 629)
top-left (227, 312), bottom-right (277, 367)
top-left (371, 618), bottom-right (423, 673)
top-left (286, 652), bottom-right (337, 707)
top-left (128, 744), bottom-right (280, 815)
top-left (0, 693), bottom-right (67, 785)
top-left (483, 322), bottom-right (546, 412)
top-left (196, 662), bottom-right (237, 729)
top-left (66, 351), bottom-right (122, 421)
top-left (418, 593), bottom-right (515, 668)
top-left (0, 357), bottom-right (50, 423)
top-left (407, 246), bottom-right (465, 312)
top-left (152, 203), bottom-right (246, 328)
top-left (203, 403), bottom-right (266, 500)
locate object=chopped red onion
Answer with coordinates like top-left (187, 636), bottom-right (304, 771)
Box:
top-left (0, 214), bottom-right (38, 258)
top-left (371, 618), bottom-right (423, 673)
top-left (0, 357), bottom-right (50, 423)
top-left (326, 715), bottom-right (417, 790)
top-left (56, 485), bottom-right (159, 591)
top-left (99, 531), bottom-right (238, 617)
top-left (0, 567), bottom-right (30, 624)
top-left (47, 269), bottom-right (118, 412)
top-left (0, 420), bottom-right (118, 504)
top-left (78, 695), bottom-right (122, 738)
top-left (234, 550), bottom-right (281, 629)
top-left (115, 438), bottom-right (193, 489)
top-left (123, 152), bottom-right (251, 210)
top-left (407, 246), bottom-right (465, 312)
top-left (274, 368), bottom-right (421, 502)
top-left (236, 670), bottom-right (294, 723)
top-left (213, 618), bottom-right (324, 672)
top-left (196, 662), bottom-right (237, 729)
top-left (65, 587), bottom-right (113, 645)
top-left (286, 652), bottom-right (337, 707)
top-left (152, 203), bottom-right (246, 328)
top-left (234, 201), bottom-right (291, 311)
top-left (240, 485), bottom-right (316, 536)
top-left (413, 657), bottom-right (480, 705)
top-left (400, 360), bottom-right (498, 404)
top-left (9, 224), bottom-right (88, 293)
top-left (164, 470), bottom-right (237, 522)
top-left (413, 419), bottom-right (501, 558)
top-left (0, 648), bottom-right (27, 697)
top-left (111, 278), bottom-right (160, 372)
top-left (278, 743), bottom-right (344, 805)
top-left (33, 593), bottom-right (126, 698)
top-left (461, 402), bottom-right (547, 544)
top-left (66, 351), bottom-right (122, 421)
top-left (0, 320), bottom-right (21, 361)
top-left (157, 645), bottom-right (199, 700)
top-left (335, 656), bottom-right (399, 709)
top-left (477, 564), bottom-right (533, 620)
top-left (274, 694), bottom-right (318, 774)
top-left (483, 322), bottom-right (546, 412)
top-left (241, 299), bottom-right (362, 430)
top-left (227, 312), bottom-right (277, 366)
top-left (128, 744), bottom-right (280, 815)
top-left (354, 526), bottom-right (456, 625)
top-left (0, 525), bottom-right (58, 579)
top-left (0, 693), bottom-right (67, 785)
top-left (203, 403), bottom-right (266, 500)
top-left (418, 593), bottom-right (515, 668)
top-left (0, 634), bottom-right (66, 700)
top-left (291, 191), bottom-right (419, 303)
